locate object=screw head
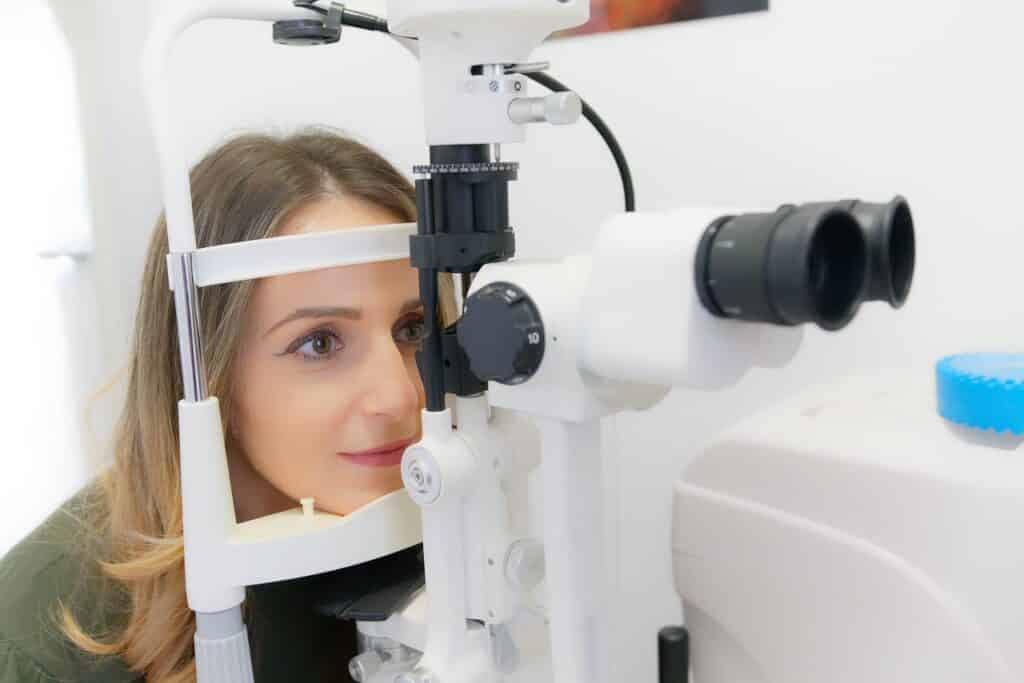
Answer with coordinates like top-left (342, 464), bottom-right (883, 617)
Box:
top-left (505, 538), bottom-right (546, 591)
top-left (407, 462), bottom-right (431, 494)
top-left (402, 450), bottom-right (442, 505)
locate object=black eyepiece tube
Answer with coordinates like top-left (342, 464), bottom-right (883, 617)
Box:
top-left (837, 196), bottom-right (915, 308)
top-left (696, 204), bottom-right (868, 331)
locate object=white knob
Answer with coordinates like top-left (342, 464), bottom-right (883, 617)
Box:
top-left (504, 538), bottom-right (546, 591)
top-left (546, 91), bottom-right (583, 125)
top-left (508, 92), bottom-right (583, 126)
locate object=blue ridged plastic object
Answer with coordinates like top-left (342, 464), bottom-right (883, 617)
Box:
top-left (936, 353), bottom-right (1024, 434)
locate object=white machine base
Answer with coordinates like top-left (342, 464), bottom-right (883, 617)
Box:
top-left (674, 373), bottom-right (1021, 683)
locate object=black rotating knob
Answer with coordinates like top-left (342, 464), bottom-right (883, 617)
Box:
top-left (457, 282), bottom-right (545, 385)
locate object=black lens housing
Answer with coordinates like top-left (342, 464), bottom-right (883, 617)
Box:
top-left (696, 203), bottom-right (870, 331)
top-left (838, 196), bottom-right (915, 308)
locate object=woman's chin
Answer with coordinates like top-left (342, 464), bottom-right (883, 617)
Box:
top-left (320, 481), bottom-right (406, 516)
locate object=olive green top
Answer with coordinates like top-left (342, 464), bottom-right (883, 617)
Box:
top-left (0, 487), bottom-right (358, 682)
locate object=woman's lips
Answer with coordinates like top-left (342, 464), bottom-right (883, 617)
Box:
top-left (338, 439), bottom-right (414, 468)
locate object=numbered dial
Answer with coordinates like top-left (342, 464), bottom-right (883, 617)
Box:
top-left (457, 282), bottom-right (545, 386)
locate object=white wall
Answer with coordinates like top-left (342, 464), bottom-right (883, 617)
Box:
top-left (0, 1), bottom-right (104, 553)
top-left (48, 0), bottom-right (1024, 679)
top-left (48, 0), bottom-right (161, 382)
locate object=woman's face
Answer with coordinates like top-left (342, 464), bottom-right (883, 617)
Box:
top-left (230, 196), bottom-right (425, 517)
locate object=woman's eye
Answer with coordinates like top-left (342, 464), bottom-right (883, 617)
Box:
top-left (395, 317), bottom-right (427, 344)
top-left (293, 330), bottom-right (344, 361)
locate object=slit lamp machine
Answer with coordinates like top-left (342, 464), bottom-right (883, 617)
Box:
top-left (135, 2), bottom-right (1024, 682)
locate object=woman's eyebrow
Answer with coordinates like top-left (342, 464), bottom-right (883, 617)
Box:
top-left (265, 306), bottom-right (361, 336)
top-left (399, 298), bottom-right (424, 314)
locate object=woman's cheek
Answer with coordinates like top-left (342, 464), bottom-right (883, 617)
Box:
top-left (404, 353), bottom-right (426, 407)
top-left (250, 382), bottom-right (325, 467)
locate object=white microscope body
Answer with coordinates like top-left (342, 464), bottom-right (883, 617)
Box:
top-left (374, 206), bottom-right (806, 683)
top-left (673, 374), bottom-right (1023, 683)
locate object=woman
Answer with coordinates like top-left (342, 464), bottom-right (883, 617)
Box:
top-left (0, 129), bottom-right (453, 682)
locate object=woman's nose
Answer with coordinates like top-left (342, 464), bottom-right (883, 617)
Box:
top-left (358, 337), bottom-right (421, 420)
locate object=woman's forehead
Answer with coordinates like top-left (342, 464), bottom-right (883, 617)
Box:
top-left (279, 195), bottom-right (404, 236)
top-left (252, 259), bottom-right (420, 320)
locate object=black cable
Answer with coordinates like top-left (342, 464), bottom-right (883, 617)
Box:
top-left (342, 8), bottom-right (389, 33)
top-left (526, 71), bottom-right (636, 213)
top-left (296, 3), bottom-right (389, 32)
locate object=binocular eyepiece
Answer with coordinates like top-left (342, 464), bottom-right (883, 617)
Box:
top-left (695, 196), bottom-right (915, 331)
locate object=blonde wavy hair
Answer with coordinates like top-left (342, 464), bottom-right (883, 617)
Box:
top-left (60, 129), bottom-right (455, 682)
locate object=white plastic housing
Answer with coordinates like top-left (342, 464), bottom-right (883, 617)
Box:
top-left (472, 257), bottom-right (662, 422)
top-left (472, 207), bottom-right (804, 421)
top-left (396, 399), bottom-right (549, 682)
top-left (388, 0), bottom-right (588, 43)
top-left (536, 417), bottom-right (608, 683)
top-left (185, 223), bottom-right (416, 288)
top-left (403, 406), bottom-right (498, 683)
top-left (580, 207), bottom-right (804, 391)
top-left (673, 374), bottom-right (1022, 682)
top-left (387, 0), bottom-right (589, 145)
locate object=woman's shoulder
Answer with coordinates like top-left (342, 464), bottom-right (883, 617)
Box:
top-left (0, 485), bottom-right (140, 682)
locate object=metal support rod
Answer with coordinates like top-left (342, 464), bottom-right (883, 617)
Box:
top-left (539, 418), bottom-right (606, 683)
top-left (414, 177), bottom-right (446, 412)
top-left (169, 252), bottom-right (208, 403)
